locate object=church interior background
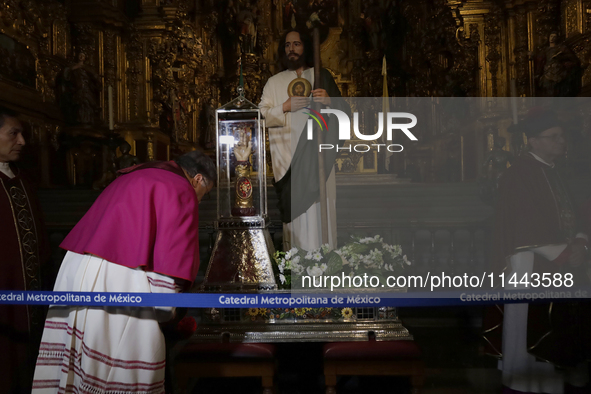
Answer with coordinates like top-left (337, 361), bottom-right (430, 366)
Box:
top-left (3, 0), bottom-right (591, 392)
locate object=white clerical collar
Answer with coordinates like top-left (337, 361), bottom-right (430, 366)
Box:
top-left (0, 162), bottom-right (15, 179)
top-left (529, 152), bottom-right (555, 168)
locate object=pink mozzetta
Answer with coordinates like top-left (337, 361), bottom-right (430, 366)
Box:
top-left (60, 162), bottom-right (200, 283)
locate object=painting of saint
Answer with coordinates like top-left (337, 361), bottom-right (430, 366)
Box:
top-left (287, 78), bottom-right (311, 97)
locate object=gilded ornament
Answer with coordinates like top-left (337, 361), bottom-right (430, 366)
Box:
top-left (484, 6), bottom-right (502, 97)
top-left (564, 0), bottom-right (581, 37)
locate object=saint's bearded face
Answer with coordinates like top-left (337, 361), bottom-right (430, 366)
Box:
top-left (284, 31), bottom-right (306, 70)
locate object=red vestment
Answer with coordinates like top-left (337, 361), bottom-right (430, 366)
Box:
top-left (0, 166), bottom-right (49, 394)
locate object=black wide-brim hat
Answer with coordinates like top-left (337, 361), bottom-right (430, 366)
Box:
top-left (518, 107), bottom-right (562, 138)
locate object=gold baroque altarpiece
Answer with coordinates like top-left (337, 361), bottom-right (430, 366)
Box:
top-left (0, 0), bottom-right (590, 187)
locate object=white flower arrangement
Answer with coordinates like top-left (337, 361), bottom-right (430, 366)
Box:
top-left (272, 235), bottom-right (410, 289)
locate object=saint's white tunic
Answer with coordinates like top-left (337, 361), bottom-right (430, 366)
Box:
top-left (259, 68), bottom-right (337, 251)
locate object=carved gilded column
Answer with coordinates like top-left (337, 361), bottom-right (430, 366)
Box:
top-left (507, 7), bottom-right (517, 81)
top-left (104, 29), bottom-right (118, 127)
top-left (146, 131), bottom-right (155, 162)
top-left (469, 23), bottom-right (485, 97)
top-left (484, 7), bottom-right (503, 97)
top-left (124, 30), bottom-right (144, 123)
top-left (585, 1), bottom-right (591, 33)
top-left (271, 0), bottom-right (281, 33)
top-left (513, 6), bottom-right (531, 97)
top-left (129, 1), bottom-right (166, 124)
top-left (563, 0), bottom-right (583, 38)
top-left (257, 0), bottom-right (273, 59)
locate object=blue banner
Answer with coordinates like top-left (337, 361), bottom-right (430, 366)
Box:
top-left (0, 288), bottom-right (590, 308)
